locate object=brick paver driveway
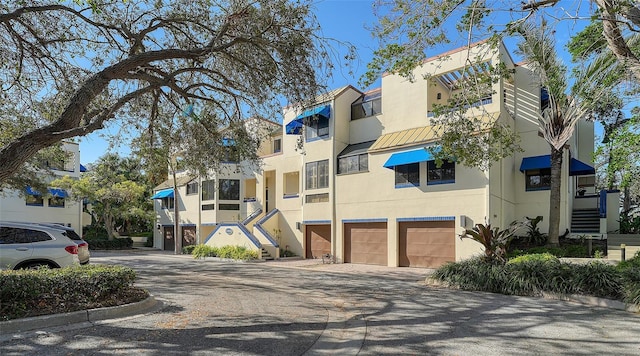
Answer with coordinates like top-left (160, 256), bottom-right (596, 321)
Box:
top-left (1, 250), bottom-right (639, 355)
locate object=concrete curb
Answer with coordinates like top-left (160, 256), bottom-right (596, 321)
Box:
top-left (0, 295), bottom-right (158, 334)
top-left (425, 278), bottom-right (640, 313)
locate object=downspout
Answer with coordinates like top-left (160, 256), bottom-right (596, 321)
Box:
top-left (198, 176), bottom-right (202, 244)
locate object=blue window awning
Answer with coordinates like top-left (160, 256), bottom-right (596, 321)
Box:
top-left (25, 187), bottom-right (68, 198)
top-left (383, 148), bottom-right (434, 168)
top-left (80, 164), bottom-right (87, 172)
top-left (286, 105), bottom-right (331, 135)
top-left (519, 155), bottom-right (595, 176)
top-left (569, 158), bottom-right (595, 176)
top-left (150, 189), bottom-right (174, 199)
top-left (295, 105), bottom-right (331, 121)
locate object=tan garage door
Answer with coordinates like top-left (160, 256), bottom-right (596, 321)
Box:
top-left (399, 221), bottom-right (455, 268)
top-left (306, 225), bottom-right (331, 259)
top-left (344, 222), bottom-right (388, 266)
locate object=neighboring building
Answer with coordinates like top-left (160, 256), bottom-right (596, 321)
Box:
top-left (0, 142), bottom-right (85, 233)
top-left (152, 41), bottom-right (614, 267)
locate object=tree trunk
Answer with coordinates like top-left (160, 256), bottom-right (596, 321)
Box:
top-left (595, 0), bottom-right (640, 82)
top-left (547, 146), bottom-right (563, 246)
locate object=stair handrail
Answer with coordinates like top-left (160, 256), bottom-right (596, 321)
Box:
top-left (254, 209), bottom-right (280, 247)
top-left (242, 208), bottom-right (263, 225)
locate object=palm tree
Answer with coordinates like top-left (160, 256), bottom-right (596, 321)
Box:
top-left (515, 21), bottom-right (621, 246)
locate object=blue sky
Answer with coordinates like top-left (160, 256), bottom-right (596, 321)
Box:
top-left (78, 0), bottom-right (597, 164)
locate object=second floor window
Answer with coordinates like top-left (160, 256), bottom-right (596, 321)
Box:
top-left (273, 138), bottom-right (282, 153)
top-left (338, 153), bottom-right (368, 174)
top-left (202, 179), bottom-right (215, 200)
top-left (161, 197), bottom-right (174, 209)
top-left (305, 117), bottom-right (329, 140)
top-left (219, 179), bottom-right (240, 200)
top-left (395, 163), bottom-right (420, 187)
top-left (186, 181), bottom-right (198, 195)
top-left (306, 160), bottom-right (329, 189)
top-left (427, 160), bottom-right (456, 185)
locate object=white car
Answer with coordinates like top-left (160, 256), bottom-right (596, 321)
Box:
top-left (32, 223), bottom-right (90, 265)
top-left (0, 222), bottom-right (80, 269)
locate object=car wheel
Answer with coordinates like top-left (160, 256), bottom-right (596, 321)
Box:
top-left (21, 262), bottom-right (53, 270)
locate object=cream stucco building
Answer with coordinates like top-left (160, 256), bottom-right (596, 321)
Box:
top-left (0, 142), bottom-right (85, 232)
top-left (152, 41), bottom-right (615, 267)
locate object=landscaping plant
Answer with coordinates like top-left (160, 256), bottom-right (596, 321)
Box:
top-left (460, 221), bottom-right (526, 263)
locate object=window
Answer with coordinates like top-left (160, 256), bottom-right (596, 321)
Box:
top-left (202, 179), bottom-right (215, 200)
top-left (186, 181), bottom-right (198, 195)
top-left (202, 203), bottom-right (215, 211)
top-left (161, 197), bottom-right (174, 209)
top-left (395, 163), bottom-right (420, 187)
top-left (273, 138), bottom-right (282, 153)
top-left (0, 228), bottom-right (51, 244)
top-left (26, 194), bottom-right (44, 206)
top-left (306, 160), bottom-right (329, 190)
top-left (219, 179), bottom-right (240, 200)
top-left (219, 203), bottom-right (240, 210)
top-left (48, 197), bottom-right (65, 208)
top-left (305, 193), bottom-right (329, 203)
top-left (283, 171), bottom-right (300, 196)
top-left (305, 116), bottom-right (329, 140)
top-left (338, 154), bottom-right (368, 174)
top-left (427, 160), bottom-right (455, 185)
top-left (526, 169), bottom-right (551, 191)
top-left (351, 92), bottom-right (382, 120)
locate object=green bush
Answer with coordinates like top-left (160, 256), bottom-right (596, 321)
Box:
top-left (432, 257), bottom-right (631, 302)
top-left (82, 225), bottom-right (109, 240)
top-left (144, 235), bottom-right (154, 247)
top-left (190, 245), bottom-right (258, 260)
top-left (85, 237), bottom-right (133, 250)
top-left (192, 245), bottom-right (218, 259)
top-left (0, 264), bottom-right (144, 320)
top-left (182, 245), bottom-right (197, 255)
top-left (135, 231), bottom-right (153, 238)
top-left (508, 245), bottom-right (589, 259)
top-left (281, 250), bottom-right (296, 257)
top-left (508, 253), bottom-right (558, 265)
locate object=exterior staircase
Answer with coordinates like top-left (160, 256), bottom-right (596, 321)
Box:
top-left (571, 208), bottom-right (600, 233)
top-left (261, 248), bottom-right (275, 261)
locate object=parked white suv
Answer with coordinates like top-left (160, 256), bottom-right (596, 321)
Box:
top-left (0, 222), bottom-right (80, 269)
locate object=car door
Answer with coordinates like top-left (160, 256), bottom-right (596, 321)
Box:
top-left (0, 227), bottom-right (34, 269)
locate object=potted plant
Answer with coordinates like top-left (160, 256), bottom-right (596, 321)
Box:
top-left (577, 187), bottom-right (586, 196)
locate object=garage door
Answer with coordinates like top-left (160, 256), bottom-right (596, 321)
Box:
top-left (344, 222), bottom-right (387, 265)
top-left (399, 221), bottom-right (455, 268)
top-left (305, 225), bottom-right (331, 259)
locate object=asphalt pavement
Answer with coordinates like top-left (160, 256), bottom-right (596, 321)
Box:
top-left (1, 250), bottom-right (639, 355)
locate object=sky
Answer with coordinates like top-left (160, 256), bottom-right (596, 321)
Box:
top-left (77, 0), bottom-right (599, 165)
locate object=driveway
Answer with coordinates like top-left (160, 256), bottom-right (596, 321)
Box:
top-left (1, 250), bottom-right (639, 355)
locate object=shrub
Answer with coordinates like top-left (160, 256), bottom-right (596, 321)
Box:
top-left (432, 258), bottom-right (631, 301)
top-left (144, 235), bottom-right (154, 247)
top-left (460, 221), bottom-right (526, 263)
top-left (182, 245), bottom-right (197, 255)
top-left (281, 250), bottom-right (296, 257)
top-left (85, 237), bottom-right (133, 250)
top-left (507, 245), bottom-right (588, 259)
top-left (192, 245), bottom-right (218, 259)
top-left (507, 253), bottom-right (558, 265)
top-left (521, 216), bottom-right (548, 246)
top-left (0, 265), bottom-right (144, 320)
top-left (82, 225), bottom-right (109, 240)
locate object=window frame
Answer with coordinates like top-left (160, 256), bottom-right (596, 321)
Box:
top-left (273, 138), bottom-right (282, 153)
top-left (48, 196), bottom-right (66, 208)
top-left (219, 179), bottom-right (240, 200)
top-left (305, 160), bottom-right (329, 190)
top-left (186, 181), bottom-right (199, 195)
top-left (304, 116), bottom-right (330, 141)
top-left (394, 163), bottom-right (420, 187)
top-left (427, 160), bottom-right (456, 185)
top-left (201, 179), bottom-right (215, 200)
top-left (25, 194), bottom-right (44, 206)
top-left (338, 153), bottom-right (368, 175)
top-left (525, 168), bottom-right (552, 191)
top-left (161, 197), bottom-right (175, 210)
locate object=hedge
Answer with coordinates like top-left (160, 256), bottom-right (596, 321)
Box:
top-left (0, 264), bottom-right (145, 320)
top-left (85, 237), bottom-right (133, 250)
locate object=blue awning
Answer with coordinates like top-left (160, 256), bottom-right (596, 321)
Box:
top-left (383, 148), bottom-right (434, 168)
top-left (286, 105), bottom-right (331, 135)
top-left (285, 119), bottom-right (303, 135)
top-left (519, 155), bottom-right (595, 176)
top-left (569, 158), bottom-right (595, 176)
top-left (80, 164), bottom-right (87, 172)
top-left (150, 189), bottom-right (174, 199)
top-left (25, 187), bottom-right (68, 198)
top-left (295, 105), bottom-right (331, 121)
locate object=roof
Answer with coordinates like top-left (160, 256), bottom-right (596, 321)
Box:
top-left (283, 85), bottom-right (363, 110)
top-left (369, 112), bottom-right (500, 152)
top-left (154, 175), bottom-right (194, 190)
top-left (338, 140), bottom-right (376, 157)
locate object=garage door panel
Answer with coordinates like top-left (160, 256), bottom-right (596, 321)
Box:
top-left (399, 221), bottom-right (455, 268)
top-left (344, 222), bottom-right (387, 266)
top-left (306, 225), bottom-right (331, 259)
